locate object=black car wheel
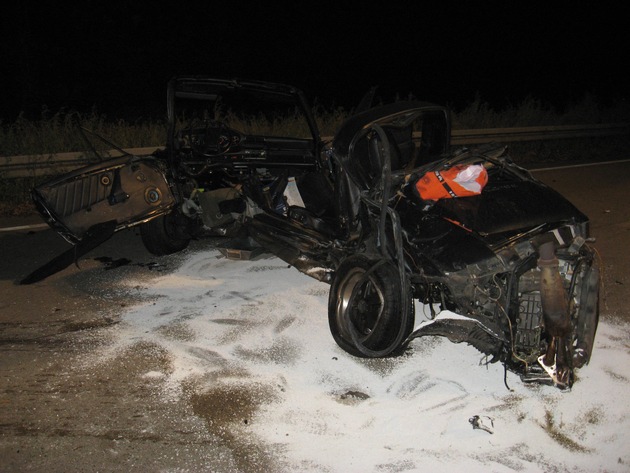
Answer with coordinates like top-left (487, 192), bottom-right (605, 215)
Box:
top-left (140, 210), bottom-right (192, 256)
top-left (328, 255), bottom-right (414, 357)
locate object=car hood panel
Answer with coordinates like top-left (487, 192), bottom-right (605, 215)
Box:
top-left (433, 179), bottom-right (587, 236)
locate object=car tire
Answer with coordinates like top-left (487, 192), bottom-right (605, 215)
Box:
top-left (572, 265), bottom-right (599, 367)
top-left (140, 210), bottom-right (191, 256)
top-left (328, 254), bottom-right (414, 357)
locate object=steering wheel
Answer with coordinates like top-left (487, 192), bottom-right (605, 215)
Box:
top-left (178, 120), bottom-right (241, 157)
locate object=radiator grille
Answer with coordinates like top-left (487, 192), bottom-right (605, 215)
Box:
top-left (515, 292), bottom-right (543, 353)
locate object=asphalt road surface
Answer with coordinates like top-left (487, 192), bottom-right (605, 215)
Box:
top-left (0, 160), bottom-right (628, 472)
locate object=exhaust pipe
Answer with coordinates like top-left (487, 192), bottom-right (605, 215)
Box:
top-left (538, 241), bottom-right (570, 338)
top-left (537, 240), bottom-right (572, 387)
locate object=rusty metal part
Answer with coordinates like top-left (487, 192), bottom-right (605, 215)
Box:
top-left (538, 241), bottom-right (570, 337)
top-left (538, 240), bottom-right (572, 387)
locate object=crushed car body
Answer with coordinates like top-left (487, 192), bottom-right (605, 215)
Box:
top-left (24, 77), bottom-right (599, 389)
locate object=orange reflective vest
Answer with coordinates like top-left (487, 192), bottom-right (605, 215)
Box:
top-left (415, 164), bottom-right (488, 201)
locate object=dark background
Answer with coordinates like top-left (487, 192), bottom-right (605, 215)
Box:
top-left (1, 1), bottom-right (628, 121)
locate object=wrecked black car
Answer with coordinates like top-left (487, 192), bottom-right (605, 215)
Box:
top-left (26, 77), bottom-right (599, 389)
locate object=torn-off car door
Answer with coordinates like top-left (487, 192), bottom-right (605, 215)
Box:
top-left (21, 155), bottom-right (175, 284)
top-left (32, 155), bottom-right (175, 244)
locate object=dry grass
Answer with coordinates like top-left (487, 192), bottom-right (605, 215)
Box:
top-left (452, 93), bottom-right (630, 129)
top-left (0, 200), bottom-right (37, 217)
top-left (0, 108), bottom-right (166, 157)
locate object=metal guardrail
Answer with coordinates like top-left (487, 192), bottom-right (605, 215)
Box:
top-left (450, 123), bottom-right (630, 145)
top-left (0, 147), bottom-right (162, 179)
top-left (1, 124), bottom-right (628, 178)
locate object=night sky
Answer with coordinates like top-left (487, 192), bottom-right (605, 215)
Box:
top-left (1, 2), bottom-right (628, 121)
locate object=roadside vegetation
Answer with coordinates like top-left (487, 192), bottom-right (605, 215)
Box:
top-left (1, 95), bottom-right (628, 216)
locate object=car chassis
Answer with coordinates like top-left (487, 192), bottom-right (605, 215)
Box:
top-left (26, 77), bottom-right (599, 389)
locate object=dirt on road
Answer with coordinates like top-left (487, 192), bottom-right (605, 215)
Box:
top-left (0, 226), bottom-right (254, 471)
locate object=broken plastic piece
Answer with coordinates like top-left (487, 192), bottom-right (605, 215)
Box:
top-left (469, 415), bottom-right (494, 434)
top-left (537, 354), bottom-right (571, 390)
top-left (454, 164), bottom-right (486, 193)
